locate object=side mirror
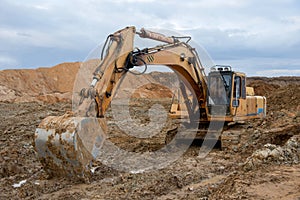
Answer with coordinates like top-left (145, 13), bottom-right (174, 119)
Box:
top-left (232, 99), bottom-right (239, 107)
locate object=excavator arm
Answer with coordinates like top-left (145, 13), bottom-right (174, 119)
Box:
top-left (75, 26), bottom-right (136, 118)
top-left (88, 27), bottom-right (208, 120)
top-left (35, 26), bottom-right (209, 180)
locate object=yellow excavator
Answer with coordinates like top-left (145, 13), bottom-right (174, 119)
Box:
top-left (34, 26), bottom-right (266, 179)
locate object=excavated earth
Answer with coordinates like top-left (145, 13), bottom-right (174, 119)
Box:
top-left (0, 63), bottom-right (300, 199)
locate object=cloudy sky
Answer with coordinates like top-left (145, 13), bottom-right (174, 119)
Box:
top-left (0, 0), bottom-right (300, 76)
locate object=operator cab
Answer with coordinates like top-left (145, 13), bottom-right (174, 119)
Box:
top-left (207, 65), bottom-right (246, 116)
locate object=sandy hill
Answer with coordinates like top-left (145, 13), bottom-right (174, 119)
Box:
top-left (0, 62), bottom-right (175, 103)
top-left (0, 62), bottom-right (80, 103)
top-left (0, 62), bottom-right (299, 104)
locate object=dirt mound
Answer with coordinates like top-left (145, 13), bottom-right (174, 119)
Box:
top-left (1, 61), bottom-right (299, 105)
top-left (0, 62), bottom-right (80, 103)
top-left (247, 77), bottom-right (300, 112)
top-left (130, 83), bottom-right (173, 98)
top-left (113, 73), bottom-right (177, 99)
top-left (0, 63), bottom-right (178, 103)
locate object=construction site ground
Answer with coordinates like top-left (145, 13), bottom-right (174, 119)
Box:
top-left (0, 75), bottom-right (300, 199)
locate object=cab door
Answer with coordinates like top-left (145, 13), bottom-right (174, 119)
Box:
top-left (231, 74), bottom-right (247, 118)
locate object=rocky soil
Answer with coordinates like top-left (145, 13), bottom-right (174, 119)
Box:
top-left (0, 63), bottom-right (299, 199)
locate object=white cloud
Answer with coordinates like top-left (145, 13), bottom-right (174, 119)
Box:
top-left (0, 55), bottom-right (19, 69)
top-left (184, 0), bottom-right (249, 8)
top-left (32, 4), bottom-right (50, 10)
top-left (214, 58), bottom-right (300, 76)
top-left (0, 27), bottom-right (75, 49)
top-left (256, 69), bottom-right (300, 76)
top-left (109, 0), bottom-right (156, 3)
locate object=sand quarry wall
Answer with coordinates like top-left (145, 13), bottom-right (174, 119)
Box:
top-left (0, 62), bottom-right (80, 103)
top-left (0, 62), bottom-right (299, 104)
top-left (0, 62), bottom-right (175, 103)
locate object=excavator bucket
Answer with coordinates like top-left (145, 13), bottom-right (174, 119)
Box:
top-left (34, 112), bottom-right (107, 179)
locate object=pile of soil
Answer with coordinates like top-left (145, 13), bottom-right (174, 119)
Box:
top-left (0, 62), bottom-right (177, 103)
top-left (0, 63), bottom-right (80, 103)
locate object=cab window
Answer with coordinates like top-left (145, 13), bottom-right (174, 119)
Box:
top-left (233, 76), bottom-right (241, 98)
top-left (208, 74), bottom-right (232, 105)
top-left (241, 76), bottom-right (246, 99)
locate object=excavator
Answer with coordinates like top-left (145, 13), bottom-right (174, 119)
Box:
top-left (34, 26), bottom-right (266, 179)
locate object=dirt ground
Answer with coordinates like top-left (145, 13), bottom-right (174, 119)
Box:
top-left (0, 78), bottom-right (300, 199)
